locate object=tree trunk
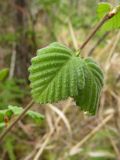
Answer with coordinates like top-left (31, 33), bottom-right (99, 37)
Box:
top-left (13, 0), bottom-right (36, 80)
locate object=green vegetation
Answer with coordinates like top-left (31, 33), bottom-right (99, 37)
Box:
top-left (0, 105), bottom-right (44, 125)
top-left (0, 0), bottom-right (120, 160)
top-left (29, 42), bottom-right (103, 114)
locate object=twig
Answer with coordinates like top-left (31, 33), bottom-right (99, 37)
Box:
top-left (77, 9), bottom-right (117, 54)
top-left (0, 100), bottom-right (34, 143)
top-left (9, 43), bottom-right (16, 79)
top-left (68, 20), bottom-right (78, 50)
top-left (33, 132), bottom-right (52, 160)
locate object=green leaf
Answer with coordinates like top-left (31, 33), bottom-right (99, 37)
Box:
top-left (0, 105), bottom-right (44, 125)
top-left (29, 42), bottom-right (104, 114)
top-left (29, 42), bottom-right (85, 102)
top-left (8, 105), bottom-right (23, 115)
top-left (27, 111), bottom-right (44, 123)
top-left (0, 109), bottom-right (13, 123)
top-left (0, 68), bottom-right (9, 81)
top-left (0, 111), bottom-right (5, 122)
top-left (0, 123), bottom-right (5, 128)
top-left (97, 2), bottom-right (112, 18)
top-left (75, 58), bottom-right (104, 114)
top-left (5, 138), bottom-right (16, 160)
top-left (8, 105), bottom-right (44, 122)
top-left (97, 2), bottom-right (120, 31)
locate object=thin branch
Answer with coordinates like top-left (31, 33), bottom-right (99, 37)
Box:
top-left (33, 132), bottom-right (52, 160)
top-left (0, 100), bottom-right (34, 143)
top-left (77, 9), bottom-right (117, 55)
top-left (9, 43), bottom-right (16, 79)
top-left (68, 20), bottom-right (78, 50)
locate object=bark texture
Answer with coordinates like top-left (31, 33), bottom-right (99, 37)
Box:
top-left (14, 0), bottom-right (36, 80)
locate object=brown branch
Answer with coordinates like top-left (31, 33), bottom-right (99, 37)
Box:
top-left (78, 9), bottom-right (117, 54)
top-left (0, 100), bottom-right (34, 143)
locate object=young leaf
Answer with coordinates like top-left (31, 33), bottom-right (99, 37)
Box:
top-left (0, 109), bottom-right (13, 122)
top-left (97, 2), bottom-right (112, 18)
top-left (29, 42), bottom-right (104, 114)
top-left (0, 68), bottom-right (9, 81)
top-left (0, 105), bottom-right (44, 125)
top-left (8, 105), bottom-right (44, 122)
top-left (0, 123), bottom-right (5, 128)
top-left (27, 111), bottom-right (44, 123)
top-left (8, 105), bottom-right (23, 115)
top-left (0, 111), bottom-right (6, 122)
top-left (97, 2), bottom-right (120, 31)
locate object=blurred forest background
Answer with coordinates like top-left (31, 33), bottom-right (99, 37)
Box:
top-left (0, 0), bottom-right (120, 160)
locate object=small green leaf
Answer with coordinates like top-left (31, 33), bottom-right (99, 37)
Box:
top-left (0, 109), bottom-right (13, 122)
top-left (0, 105), bottom-right (44, 125)
top-left (97, 2), bottom-right (112, 18)
top-left (8, 105), bottom-right (44, 122)
top-left (0, 111), bottom-right (5, 122)
top-left (97, 2), bottom-right (120, 31)
top-left (0, 123), bottom-right (5, 128)
top-left (5, 138), bottom-right (16, 160)
top-left (0, 68), bottom-right (9, 81)
top-left (27, 110), bottom-right (44, 123)
top-left (5, 110), bottom-right (13, 119)
top-left (8, 105), bottom-right (23, 115)
top-left (29, 42), bottom-right (104, 114)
